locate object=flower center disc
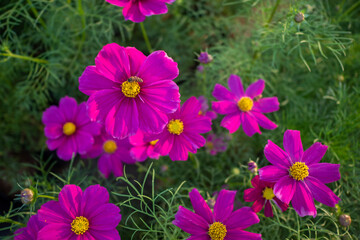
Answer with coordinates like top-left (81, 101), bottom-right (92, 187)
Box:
top-left (149, 139), bottom-right (159, 146)
top-left (122, 81), bottom-right (140, 98)
top-left (262, 187), bottom-right (275, 200)
top-left (167, 119), bottom-right (184, 135)
top-left (208, 222), bottom-right (227, 240)
top-left (63, 122), bottom-right (76, 136)
top-left (103, 140), bottom-right (117, 154)
top-left (71, 216), bottom-right (89, 235)
top-left (289, 162), bottom-right (309, 181)
top-left (237, 97), bottom-right (253, 112)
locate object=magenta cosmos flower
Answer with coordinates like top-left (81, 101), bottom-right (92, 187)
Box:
top-left (198, 96), bottom-right (217, 120)
top-left (42, 96), bottom-right (101, 161)
top-left (129, 130), bottom-right (162, 161)
top-left (105, 0), bottom-right (175, 22)
top-left (205, 133), bottom-right (229, 155)
top-left (154, 97), bottom-right (212, 161)
top-left (37, 185), bottom-right (121, 240)
top-left (259, 130), bottom-right (341, 217)
top-left (244, 175), bottom-right (288, 218)
top-left (15, 214), bottom-right (44, 240)
top-left (212, 75), bottom-right (279, 137)
top-left (79, 43), bottom-right (180, 139)
top-left (173, 188), bottom-right (261, 240)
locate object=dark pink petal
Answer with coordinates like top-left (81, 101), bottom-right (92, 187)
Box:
top-left (187, 234), bottom-right (209, 240)
top-left (88, 203), bottom-right (121, 230)
top-left (308, 163), bottom-right (340, 184)
top-left (105, 0), bottom-right (129, 7)
top-left (75, 131), bottom-right (94, 154)
top-left (87, 89), bottom-right (123, 122)
top-left (80, 185), bottom-right (109, 217)
top-left (251, 198), bottom-right (265, 212)
top-left (78, 122), bottom-right (101, 136)
top-left (113, 146), bottom-right (136, 164)
top-left (42, 106), bottom-right (65, 125)
top-left (212, 101), bottom-right (238, 115)
top-left (169, 136), bottom-right (192, 161)
top-left (110, 157), bottom-right (124, 177)
top-left (47, 137), bottom-right (65, 151)
top-left (185, 117), bottom-right (212, 134)
top-left (95, 43), bottom-right (130, 82)
top-left (251, 175), bottom-right (261, 187)
top-left (38, 200), bottom-right (72, 224)
top-left (138, 50), bottom-right (179, 83)
top-left (226, 229), bottom-right (262, 240)
top-left (273, 176), bottom-right (297, 204)
top-left (87, 229), bottom-right (120, 240)
top-left (44, 123), bottom-right (63, 139)
top-left (273, 197), bottom-right (289, 212)
top-left (205, 111), bottom-right (217, 120)
top-left (59, 97), bottom-right (77, 122)
top-left (183, 132), bottom-right (206, 149)
top-left (220, 112), bottom-right (241, 134)
top-left (245, 79), bottom-right (265, 98)
top-left (136, 98), bottom-right (168, 135)
top-left (283, 130), bottom-right (303, 162)
top-left (147, 145), bottom-right (160, 159)
top-left (302, 142), bottom-right (328, 165)
top-left (79, 66), bottom-right (117, 96)
top-left (125, 47), bottom-right (146, 76)
top-left (213, 189), bottom-right (236, 222)
top-left (58, 185), bottom-right (82, 219)
top-left (98, 154), bottom-right (111, 178)
top-left (139, 0), bottom-right (168, 16)
top-left (264, 200), bottom-right (273, 217)
top-left (254, 97), bottom-right (279, 113)
top-left (304, 176), bottom-right (340, 207)
top-left (37, 224), bottom-right (73, 240)
top-left (251, 112), bottom-right (277, 130)
top-left (228, 74), bottom-right (244, 98)
top-left (243, 188), bottom-right (262, 202)
top-left (264, 140), bottom-right (292, 169)
top-left (189, 189), bottom-right (214, 224)
top-left (225, 207), bottom-right (260, 230)
top-left (155, 132), bottom-right (174, 156)
top-left (181, 96), bottom-right (201, 120)
top-left (56, 136), bottom-right (77, 161)
top-left (291, 181), bottom-right (317, 217)
top-left (241, 113), bottom-right (261, 137)
top-left (259, 165), bottom-right (288, 182)
top-left (74, 102), bottom-right (90, 126)
top-left (123, 1), bottom-right (146, 22)
top-left (212, 84), bottom-right (237, 101)
top-left (14, 227), bottom-right (29, 240)
top-left (172, 206), bottom-right (209, 235)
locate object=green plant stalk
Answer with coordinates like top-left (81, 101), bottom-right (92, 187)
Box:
top-left (26, 0), bottom-right (47, 29)
top-left (267, 0), bottom-right (281, 25)
top-left (0, 217), bottom-right (26, 227)
top-left (37, 194), bottom-right (57, 200)
top-left (140, 22), bottom-right (153, 53)
top-left (0, 51), bottom-right (48, 64)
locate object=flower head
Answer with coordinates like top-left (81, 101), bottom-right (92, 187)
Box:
top-left (15, 215), bottom-right (44, 240)
top-left (129, 130), bottom-right (163, 161)
top-left (339, 214), bottom-right (351, 227)
top-left (79, 43), bottom-right (180, 139)
top-left (173, 188), bottom-right (261, 240)
top-left (212, 75), bottom-right (279, 137)
top-left (205, 133), bottom-right (229, 155)
top-left (248, 160), bottom-right (258, 174)
top-left (37, 185), bottom-right (121, 240)
top-left (244, 175), bottom-right (288, 217)
top-left (259, 130), bottom-right (341, 217)
top-left (21, 188), bottom-right (34, 204)
top-left (154, 97), bottom-right (212, 161)
top-left (197, 65), bottom-right (204, 73)
top-left (198, 96), bottom-right (217, 120)
top-left (105, 0), bottom-right (176, 23)
top-left (198, 52), bottom-right (213, 64)
top-left (42, 96), bottom-right (101, 161)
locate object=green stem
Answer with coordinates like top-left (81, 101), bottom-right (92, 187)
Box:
top-left (0, 51), bottom-right (48, 64)
top-left (37, 194), bottom-right (57, 200)
top-left (0, 217), bottom-right (26, 227)
top-left (267, 0), bottom-right (281, 25)
top-left (26, 0), bottom-right (47, 29)
top-left (140, 22), bottom-right (152, 53)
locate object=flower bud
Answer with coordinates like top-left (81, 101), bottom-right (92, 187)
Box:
top-left (337, 75), bottom-right (344, 82)
top-left (294, 12), bottom-right (305, 23)
top-left (197, 65), bottom-right (204, 73)
top-left (339, 214), bottom-right (351, 227)
top-left (248, 161), bottom-right (258, 174)
top-left (232, 168), bottom-right (240, 175)
top-left (21, 188), bottom-right (34, 204)
top-left (160, 165), bottom-right (169, 173)
top-left (198, 52), bottom-right (213, 64)
top-left (206, 198), bottom-right (216, 209)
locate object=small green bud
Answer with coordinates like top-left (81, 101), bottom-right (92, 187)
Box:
top-left (294, 12), bottom-right (305, 23)
top-left (337, 75), bottom-right (344, 82)
top-left (232, 168), bottom-right (240, 175)
top-left (21, 188), bottom-right (34, 204)
top-left (339, 214), bottom-right (351, 227)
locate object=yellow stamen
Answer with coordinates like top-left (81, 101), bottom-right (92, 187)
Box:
top-left (71, 216), bottom-right (89, 235)
top-left (103, 140), bottom-right (117, 154)
top-left (122, 81), bottom-right (140, 98)
top-left (149, 139), bottom-right (159, 146)
top-left (198, 110), bottom-right (203, 115)
top-left (237, 97), bottom-right (253, 112)
top-left (63, 122), bottom-right (76, 136)
top-left (262, 187), bottom-right (275, 200)
top-left (167, 119), bottom-right (184, 135)
top-left (208, 222), bottom-right (227, 240)
top-left (289, 162), bottom-right (309, 181)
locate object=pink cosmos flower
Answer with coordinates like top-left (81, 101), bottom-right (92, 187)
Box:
top-left (81, 129), bottom-right (136, 178)
top-left (205, 133), bottom-right (229, 155)
top-left (129, 130), bottom-right (162, 161)
top-left (154, 97), bottom-right (212, 161)
top-left (79, 43), bottom-right (180, 139)
top-left (259, 130), bottom-right (341, 217)
top-left (42, 96), bottom-right (101, 161)
top-left (173, 188), bottom-right (262, 240)
top-left (15, 215), bottom-right (44, 240)
top-left (212, 75), bottom-right (279, 137)
top-left (105, 0), bottom-right (175, 23)
top-left (198, 96), bottom-right (217, 120)
top-left (37, 185), bottom-right (121, 240)
top-left (244, 175), bottom-right (288, 218)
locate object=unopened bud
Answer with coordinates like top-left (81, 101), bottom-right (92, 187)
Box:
top-left (206, 199), bottom-right (216, 209)
top-left (21, 188), bottom-right (34, 204)
top-left (160, 165), bottom-right (169, 173)
top-left (337, 75), bottom-right (344, 82)
top-left (232, 168), bottom-right (240, 175)
top-left (294, 12), bottom-right (305, 23)
top-left (198, 52), bottom-right (213, 64)
top-left (339, 214), bottom-right (351, 227)
top-left (248, 161), bottom-right (258, 174)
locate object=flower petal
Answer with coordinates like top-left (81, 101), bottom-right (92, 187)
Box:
top-left (212, 84), bottom-right (237, 101)
top-left (105, 0), bottom-right (129, 7)
top-left (136, 98), bottom-right (168, 135)
top-left (87, 89), bottom-right (123, 122)
top-left (254, 97), bottom-right (279, 113)
top-left (87, 229), bottom-right (120, 240)
top-left (58, 185), bottom-right (83, 219)
top-left (308, 163), bottom-right (341, 184)
top-left (42, 106), bottom-right (65, 125)
top-left (273, 176), bottom-right (297, 204)
top-left (304, 176), bottom-right (340, 207)
top-left (245, 79), bottom-right (265, 98)
top-left (241, 113), bottom-right (261, 137)
top-left (47, 137), bottom-right (66, 151)
top-left (79, 66), bottom-right (117, 96)
top-left (264, 200), bottom-right (273, 217)
top-left (37, 200), bottom-right (72, 224)
top-left (59, 97), bottom-right (77, 122)
top-left (302, 142), bottom-right (328, 165)
top-left (172, 206), bottom-right (209, 235)
top-left (88, 203), bottom-right (121, 230)
top-left (291, 181), bottom-right (317, 217)
top-left (139, 0), bottom-right (168, 16)
top-left (123, 1), bottom-right (146, 22)
top-left (220, 112), bottom-right (241, 134)
top-left (75, 131), bottom-right (94, 154)
top-left (37, 223), bottom-right (73, 240)
top-left (224, 207), bottom-right (260, 230)
top-left (155, 132), bottom-right (175, 156)
top-left (189, 189), bottom-right (214, 224)
top-left (98, 155), bottom-right (112, 178)
top-left (251, 198), bottom-right (265, 212)
top-left (169, 135), bottom-right (193, 161)
top-left (44, 123), bottom-right (63, 139)
top-left (125, 47), bottom-right (146, 76)
top-left (226, 229), bottom-right (262, 240)
top-left (283, 130), bottom-right (303, 162)
top-left (259, 165), bottom-right (288, 183)
top-left (80, 185), bottom-right (109, 217)
top-left (56, 136), bottom-right (77, 161)
top-left (212, 101), bottom-right (238, 115)
top-left (273, 197), bottom-right (289, 212)
top-left (251, 112), bottom-right (277, 130)
top-left (264, 140), bottom-right (292, 169)
top-left (228, 74), bottom-right (244, 98)
top-left (213, 189), bottom-right (236, 222)
top-left (243, 188), bottom-right (262, 202)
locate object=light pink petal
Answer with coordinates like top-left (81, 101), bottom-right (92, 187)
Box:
top-left (273, 176), bottom-right (297, 204)
top-left (47, 136), bottom-right (66, 151)
top-left (59, 96), bottom-right (77, 122)
top-left (37, 200), bottom-right (72, 224)
top-left (264, 140), bottom-right (292, 169)
top-left (220, 112), bottom-right (241, 134)
top-left (291, 181), bottom-right (317, 217)
top-left (79, 66), bottom-right (118, 96)
top-left (139, 0), bottom-right (168, 16)
top-left (251, 111), bottom-right (277, 130)
top-left (224, 207), bottom-right (260, 230)
top-left (283, 130), bottom-right (303, 162)
top-left (212, 84), bottom-right (237, 101)
top-left (58, 185), bottom-right (83, 219)
top-left (304, 176), bottom-right (340, 207)
top-left (125, 47), bottom-right (146, 76)
top-left (264, 200), bottom-right (273, 217)
top-left (123, 1), bottom-right (146, 22)
top-left (37, 223), bottom-right (73, 240)
top-left (189, 189), bottom-right (214, 224)
top-left (228, 74), bottom-right (245, 97)
top-left (308, 163), bottom-right (341, 184)
top-left (241, 113), bottom-right (261, 137)
top-left (56, 136), bottom-right (77, 161)
top-left (213, 189), bottom-right (236, 222)
top-left (44, 123), bottom-right (63, 139)
top-left (245, 79), bottom-right (265, 98)
top-left (302, 142), bottom-right (328, 165)
top-left (42, 106), bottom-right (65, 125)
top-left (212, 101), bottom-right (238, 115)
top-left (80, 185), bottom-right (109, 216)
top-left (225, 229), bottom-right (262, 240)
top-left (172, 206), bottom-right (209, 235)
top-left (254, 97), bottom-right (279, 113)
top-left (87, 89), bottom-right (123, 122)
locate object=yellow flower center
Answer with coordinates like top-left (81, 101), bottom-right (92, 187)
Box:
top-left (237, 97), bottom-right (253, 112)
top-left (103, 140), bottom-right (117, 154)
top-left (262, 187), bottom-right (275, 200)
top-left (167, 119), bottom-right (184, 135)
top-left (149, 139), bottom-right (159, 146)
top-left (63, 122), bottom-right (76, 136)
top-left (289, 162), bottom-right (309, 181)
top-left (122, 81), bottom-right (140, 98)
top-left (71, 216), bottom-right (89, 235)
top-left (198, 110), bottom-right (203, 115)
top-left (208, 222), bottom-right (227, 240)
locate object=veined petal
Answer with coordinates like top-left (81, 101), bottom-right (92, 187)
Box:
top-left (213, 189), bottom-right (236, 222)
top-left (254, 97), bottom-right (279, 113)
top-left (220, 112), bottom-right (241, 134)
top-left (245, 79), bottom-right (265, 98)
top-left (226, 229), bottom-right (262, 240)
top-left (264, 140), bottom-right (292, 169)
top-left (212, 101), bottom-right (238, 115)
top-left (308, 163), bottom-right (341, 184)
top-left (241, 113), bottom-right (261, 137)
top-left (273, 176), bottom-right (297, 204)
top-left (58, 185), bottom-right (82, 219)
top-left (189, 189), bottom-right (214, 224)
top-left (251, 111), bottom-right (277, 130)
top-left (79, 66), bottom-right (118, 96)
top-left (172, 206), bottom-right (209, 235)
top-left (283, 130), bottom-right (303, 162)
top-left (59, 97), bottom-right (77, 122)
top-left (125, 47), bottom-right (146, 76)
top-left (302, 142), bottom-right (328, 165)
top-left (291, 181), bottom-right (317, 217)
top-left (224, 207), bottom-right (260, 230)
top-left (139, 0), bottom-right (169, 16)
top-left (228, 74), bottom-right (245, 98)
top-left (123, 1), bottom-right (146, 22)
top-left (212, 84), bottom-right (237, 101)
top-left (304, 176), bottom-right (340, 207)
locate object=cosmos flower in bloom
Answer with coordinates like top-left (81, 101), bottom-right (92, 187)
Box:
top-left (244, 175), bottom-right (288, 217)
top-left (129, 130), bottom-right (162, 161)
top-left (15, 215), bottom-right (43, 240)
top-left (173, 188), bottom-right (262, 240)
top-left (42, 96), bottom-right (101, 161)
top-left (105, 0), bottom-right (176, 23)
top-left (154, 97), bottom-right (212, 161)
top-left (212, 75), bottom-right (279, 137)
top-left (37, 185), bottom-right (121, 240)
top-left (205, 133), bottom-right (229, 155)
top-left (81, 129), bottom-right (136, 178)
top-left (259, 130), bottom-right (341, 217)
top-left (198, 96), bottom-right (217, 120)
top-left (79, 43), bottom-right (180, 139)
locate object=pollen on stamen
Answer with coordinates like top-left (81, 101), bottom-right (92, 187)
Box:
top-left (167, 119), bottom-right (184, 135)
top-left (71, 216), bottom-right (89, 235)
top-left (289, 162), bottom-right (309, 181)
top-left (262, 187), bottom-right (275, 200)
top-left (63, 122), bottom-right (76, 136)
top-left (149, 139), bottom-right (159, 146)
top-left (237, 97), bottom-right (253, 112)
top-left (122, 81), bottom-right (140, 98)
top-left (103, 140), bottom-right (117, 154)
top-left (208, 222), bottom-right (227, 240)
